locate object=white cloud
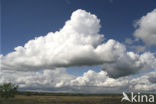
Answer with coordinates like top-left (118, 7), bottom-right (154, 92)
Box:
top-left (1, 9), bottom-right (156, 79)
top-left (0, 9), bottom-right (156, 93)
top-left (69, 70), bottom-right (128, 87)
top-left (102, 52), bottom-right (156, 78)
top-left (125, 38), bottom-right (134, 45)
top-left (129, 71), bottom-right (156, 91)
top-left (130, 45), bottom-right (146, 53)
top-left (134, 9), bottom-right (156, 46)
top-left (1, 9), bottom-right (126, 71)
top-left (0, 68), bottom-right (155, 93)
top-left (0, 54), bottom-right (2, 70)
top-left (0, 68), bottom-right (75, 89)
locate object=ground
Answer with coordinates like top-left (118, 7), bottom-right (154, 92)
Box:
top-left (0, 94), bottom-right (155, 104)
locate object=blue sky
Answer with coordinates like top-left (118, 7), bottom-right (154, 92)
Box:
top-left (0, 0), bottom-right (156, 93)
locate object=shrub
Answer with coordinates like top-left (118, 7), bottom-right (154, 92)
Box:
top-left (0, 83), bottom-right (18, 99)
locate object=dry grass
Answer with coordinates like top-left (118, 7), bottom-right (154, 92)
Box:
top-left (0, 95), bottom-right (121, 104)
top-left (0, 95), bottom-right (155, 104)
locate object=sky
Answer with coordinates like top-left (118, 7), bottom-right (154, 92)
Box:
top-left (0, 0), bottom-right (156, 93)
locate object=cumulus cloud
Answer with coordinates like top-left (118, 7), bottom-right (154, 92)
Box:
top-left (130, 45), bottom-right (146, 53)
top-left (69, 70), bottom-right (128, 88)
top-left (0, 68), bottom-right (155, 93)
top-left (102, 52), bottom-right (156, 78)
top-left (129, 71), bottom-right (156, 92)
top-left (0, 54), bottom-right (2, 70)
top-left (134, 9), bottom-right (156, 46)
top-left (0, 9), bottom-right (156, 80)
top-left (0, 9), bottom-right (156, 93)
top-left (0, 68), bottom-right (75, 89)
top-left (1, 9), bottom-right (126, 71)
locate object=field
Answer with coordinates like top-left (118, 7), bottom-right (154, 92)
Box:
top-left (0, 95), bottom-right (120, 104)
top-left (0, 92), bottom-right (155, 104)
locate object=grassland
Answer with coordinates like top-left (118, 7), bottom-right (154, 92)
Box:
top-left (0, 92), bottom-right (155, 104)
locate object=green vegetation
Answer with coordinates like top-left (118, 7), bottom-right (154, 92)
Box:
top-left (0, 83), bottom-right (18, 99)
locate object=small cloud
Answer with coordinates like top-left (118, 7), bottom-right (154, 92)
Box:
top-left (134, 9), bottom-right (156, 46)
top-left (125, 38), bottom-right (134, 45)
top-left (130, 45), bottom-right (146, 53)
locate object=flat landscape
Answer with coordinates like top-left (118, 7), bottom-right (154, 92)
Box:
top-left (0, 95), bottom-right (120, 104)
top-left (0, 93), bottom-right (155, 104)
